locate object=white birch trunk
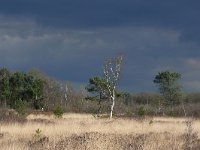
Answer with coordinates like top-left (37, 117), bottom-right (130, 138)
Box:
top-left (110, 98), bottom-right (115, 119)
top-left (64, 84), bottom-right (68, 107)
top-left (110, 89), bottom-right (115, 119)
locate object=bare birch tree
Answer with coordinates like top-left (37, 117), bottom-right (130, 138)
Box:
top-left (64, 84), bottom-right (68, 107)
top-left (103, 55), bottom-right (123, 119)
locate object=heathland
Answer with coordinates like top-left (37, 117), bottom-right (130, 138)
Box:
top-left (0, 113), bottom-right (200, 150)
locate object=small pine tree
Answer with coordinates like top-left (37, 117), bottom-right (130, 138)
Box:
top-left (53, 106), bottom-right (64, 118)
top-left (14, 100), bottom-right (27, 116)
top-left (138, 106), bottom-right (145, 117)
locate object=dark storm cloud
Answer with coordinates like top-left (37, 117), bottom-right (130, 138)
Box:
top-left (0, 0), bottom-right (199, 44)
top-left (0, 0), bottom-right (200, 92)
top-left (0, 1), bottom-right (199, 27)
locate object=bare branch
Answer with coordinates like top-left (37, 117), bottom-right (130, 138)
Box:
top-left (102, 55), bottom-right (123, 119)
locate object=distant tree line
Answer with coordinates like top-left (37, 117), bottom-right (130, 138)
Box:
top-left (86, 69), bottom-right (200, 118)
top-left (0, 68), bottom-right (75, 112)
top-left (1, 66), bottom-right (200, 118)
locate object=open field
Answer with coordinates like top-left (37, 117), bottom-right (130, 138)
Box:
top-left (0, 113), bottom-right (200, 150)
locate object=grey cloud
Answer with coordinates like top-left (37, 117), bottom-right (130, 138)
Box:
top-left (0, 14), bottom-right (200, 92)
top-left (182, 60), bottom-right (200, 90)
top-left (0, 0), bottom-right (200, 46)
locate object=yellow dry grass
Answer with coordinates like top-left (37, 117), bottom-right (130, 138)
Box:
top-left (0, 113), bottom-right (200, 149)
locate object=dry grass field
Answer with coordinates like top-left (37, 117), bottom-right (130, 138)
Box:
top-left (0, 113), bottom-right (200, 150)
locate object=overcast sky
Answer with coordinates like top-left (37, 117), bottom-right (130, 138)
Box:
top-left (0, 0), bottom-right (200, 92)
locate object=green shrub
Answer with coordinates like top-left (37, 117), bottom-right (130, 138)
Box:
top-left (137, 106), bottom-right (145, 117)
top-left (53, 106), bottom-right (64, 118)
top-left (14, 100), bottom-right (27, 116)
top-left (33, 128), bottom-right (42, 141)
top-left (149, 120), bottom-right (153, 125)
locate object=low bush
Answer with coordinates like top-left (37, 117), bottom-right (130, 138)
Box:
top-left (137, 106), bottom-right (146, 117)
top-left (14, 100), bottom-right (27, 117)
top-left (53, 106), bottom-right (64, 118)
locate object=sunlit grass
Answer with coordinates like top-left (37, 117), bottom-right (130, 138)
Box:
top-left (0, 113), bottom-right (199, 149)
